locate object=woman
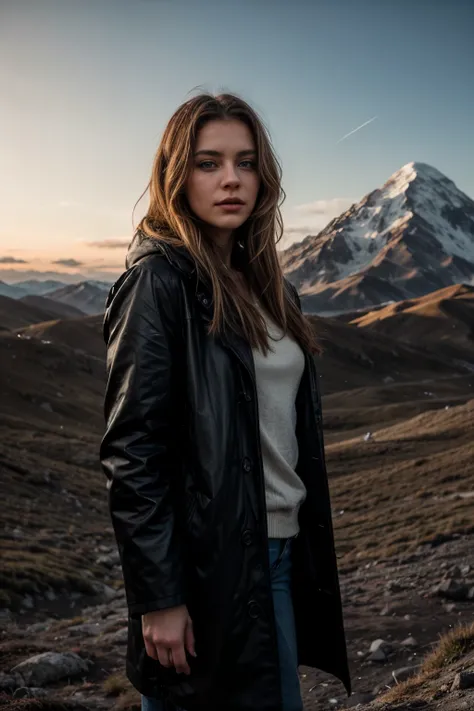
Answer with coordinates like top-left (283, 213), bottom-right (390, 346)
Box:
top-left (100, 93), bottom-right (350, 711)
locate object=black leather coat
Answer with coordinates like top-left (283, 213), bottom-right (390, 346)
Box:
top-left (100, 231), bottom-right (350, 711)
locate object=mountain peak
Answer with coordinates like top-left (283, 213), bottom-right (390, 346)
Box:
top-left (282, 162), bottom-right (474, 315)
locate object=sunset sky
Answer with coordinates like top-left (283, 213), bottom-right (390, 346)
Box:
top-left (1, 0), bottom-right (473, 283)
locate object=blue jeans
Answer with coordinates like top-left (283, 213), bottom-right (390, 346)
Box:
top-left (141, 537), bottom-right (303, 711)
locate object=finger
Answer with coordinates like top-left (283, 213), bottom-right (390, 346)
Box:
top-left (185, 619), bottom-right (197, 658)
top-left (157, 644), bottom-right (173, 668)
top-left (143, 638), bottom-right (158, 660)
top-left (171, 643), bottom-right (191, 675)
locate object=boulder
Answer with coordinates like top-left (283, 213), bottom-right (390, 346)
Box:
top-left (433, 579), bottom-right (468, 601)
top-left (451, 671), bottom-right (474, 690)
top-left (10, 651), bottom-right (89, 687)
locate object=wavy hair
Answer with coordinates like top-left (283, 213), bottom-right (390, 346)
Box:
top-left (134, 92), bottom-right (319, 355)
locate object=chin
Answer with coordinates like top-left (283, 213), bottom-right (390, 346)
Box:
top-left (211, 215), bottom-right (247, 229)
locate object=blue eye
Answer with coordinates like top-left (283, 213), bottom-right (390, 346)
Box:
top-left (240, 160), bottom-right (256, 169)
top-left (198, 161), bottom-right (215, 169)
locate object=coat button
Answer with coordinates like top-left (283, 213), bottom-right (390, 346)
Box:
top-left (197, 293), bottom-right (210, 307)
top-left (241, 529), bottom-right (253, 547)
top-left (242, 457), bottom-right (252, 473)
top-left (247, 600), bottom-right (260, 619)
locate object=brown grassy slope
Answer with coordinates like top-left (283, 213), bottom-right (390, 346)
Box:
top-left (0, 331), bottom-right (110, 609)
top-left (17, 314), bottom-right (105, 359)
top-left (322, 374), bottom-right (474, 443)
top-left (308, 313), bottom-right (470, 394)
top-left (369, 622), bottom-right (474, 710)
top-left (350, 284), bottom-right (474, 363)
top-left (326, 398), bottom-right (474, 565)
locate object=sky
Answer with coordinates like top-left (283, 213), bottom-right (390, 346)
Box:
top-left (1, 0), bottom-right (473, 283)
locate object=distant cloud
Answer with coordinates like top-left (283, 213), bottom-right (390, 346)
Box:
top-left (86, 238), bottom-right (130, 249)
top-left (0, 256), bottom-right (27, 264)
top-left (295, 197), bottom-right (356, 217)
top-left (52, 258), bottom-right (84, 267)
top-left (281, 197), bottom-right (357, 248)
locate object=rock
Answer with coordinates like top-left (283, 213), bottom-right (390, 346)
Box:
top-left (103, 616), bottom-right (128, 632)
top-left (401, 636), bottom-right (418, 648)
top-left (21, 595), bottom-right (35, 609)
top-left (451, 671), bottom-right (474, 690)
top-left (10, 651), bottom-right (89, 687)
top-left (368, 639), bottom-right (393, 663)
top-left (363, 432), bottom-right (373, 442)
top-left (380, 604), bottom-right (392, 616)
top-left (368, 648), bottom-right (388, 662)
top-left (0, 672), bottom-right (24, 690)
top-left (429, 533), bottom-right (456, 547)
top-left (433, 579), bottom-right (468, 601)
top-left (107, 627), bottom-right (128, 644)
top-left (68, 622), bottom-right (102, 637)
top-left (346, 692), bottom-right (375, 706)
top-left (40, 402), bottom-right (53, 412)
top-left (386, 580), bottom-right (404, 593)
top-left (96, 550), bottom-right (121, 568)
top-left (13, 687), bottom-right (50, 698)
top-left (370, 639), bottom-right (392, 654)
top-left (26, 622), bottom-right (51, 634)
top-left (467, 587), bottom-right (474, 600)
top-left (44, 588), bottom-right (57, 601)
top-left (91, 581), bottom-right (118, 601)
top-left (392, 665), bottom-right (420, 683)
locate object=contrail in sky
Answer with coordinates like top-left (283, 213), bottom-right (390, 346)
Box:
top-left (336, 115), bottom-right (378, 144)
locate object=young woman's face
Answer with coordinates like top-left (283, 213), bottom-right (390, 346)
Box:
top-left (185, 119), bottom-right (260, 242)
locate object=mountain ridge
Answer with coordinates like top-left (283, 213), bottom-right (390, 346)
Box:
top-left (282, 161), bottom-right (474, 314)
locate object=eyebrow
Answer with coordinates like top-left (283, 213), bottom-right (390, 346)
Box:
top-left (193, 149), bottom-right (257, 158)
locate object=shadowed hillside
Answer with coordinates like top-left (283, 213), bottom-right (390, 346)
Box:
top-left (0, 295), bottom-right (83, 331)
top-left (350, 284), bottom-right (474, 364)
top-left (17, 314), bottom-right (105, 359)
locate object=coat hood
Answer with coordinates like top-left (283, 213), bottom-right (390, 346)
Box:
top-left (125, 230), bottom-right (197, 277)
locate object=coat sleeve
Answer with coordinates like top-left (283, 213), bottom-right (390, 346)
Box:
top-left (100, 264), bottom-right (187, 617)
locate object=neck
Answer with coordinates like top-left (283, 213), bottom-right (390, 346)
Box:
top-left (209, 228), bottom-right (234, 268)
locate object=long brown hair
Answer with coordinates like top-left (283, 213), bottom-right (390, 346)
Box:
top-left (134, 92), bottom-right (319, 355)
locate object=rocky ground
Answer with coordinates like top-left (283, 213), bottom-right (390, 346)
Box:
top-left (1, 533), bottom-right (474, 710)
top-left (1, 316), bottom-right (474, 711)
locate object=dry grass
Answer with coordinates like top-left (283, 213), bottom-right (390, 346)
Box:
top-left (0, 695), bottom-right (90, 711)
top-left (102, 672), bottom-right (130, 697)
top-left (420, 621), bottom-right (474, 674)
top-left (380, 622), bottom-right (474, 704)
top-left (326, 399), bottom-right (474, 566)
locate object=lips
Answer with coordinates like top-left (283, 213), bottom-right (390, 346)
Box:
top-left (216, 198), bottom-right (245, 205)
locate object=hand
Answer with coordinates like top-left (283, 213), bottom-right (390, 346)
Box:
top-left (142, 605), bottom-right (196, 675)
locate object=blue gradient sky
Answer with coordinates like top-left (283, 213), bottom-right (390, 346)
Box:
top-left (1, 0), bottom-right (473, 280)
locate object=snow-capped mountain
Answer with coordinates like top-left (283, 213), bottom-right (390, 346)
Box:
top-left (281, 162), bottom-right (474, 314)
top-left (46, 282), bottom-right (110, 315)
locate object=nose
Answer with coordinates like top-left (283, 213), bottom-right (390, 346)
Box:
top-left (221, 162), bottom-right (240, 188)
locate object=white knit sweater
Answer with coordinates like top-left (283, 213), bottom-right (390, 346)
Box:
top-left (252, 310), bottom-right (307, 538)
